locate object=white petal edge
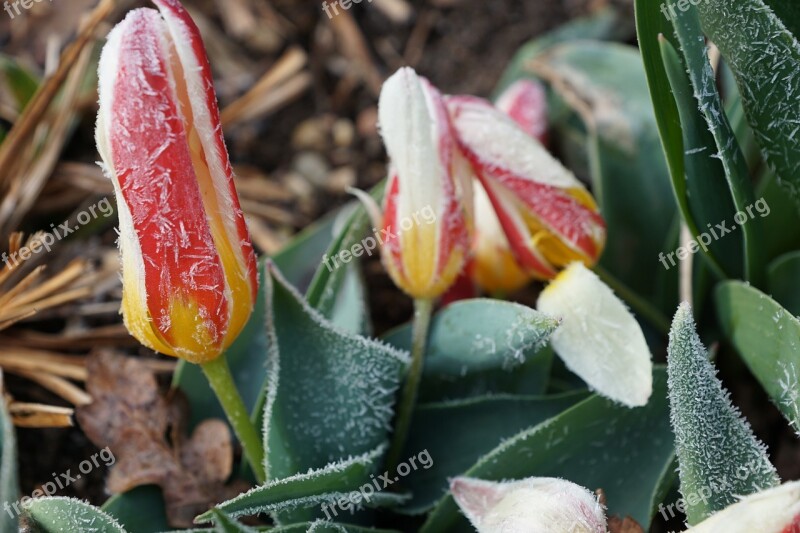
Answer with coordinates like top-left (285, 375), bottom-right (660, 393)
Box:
top-left (689, 481), bottom-right (800, 533)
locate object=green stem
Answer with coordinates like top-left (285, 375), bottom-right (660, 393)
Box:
top-left (386, 298), bottom-right (434, 471)
top-left (592, 264), bottom-right (671, 336)
top-left (201, 355), bottom-right (266, 484)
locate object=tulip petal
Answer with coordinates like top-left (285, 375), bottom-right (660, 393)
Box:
top-left (451, 476), bottom-right (607, 533)
top-left (690, 482), bottom-right (800, 533)
top-left (495, 79), bottom-right (549, 144)
top-left (537, 262), bottom-right (653, 407)
top-left (448, 95), bottom-right (605, 276)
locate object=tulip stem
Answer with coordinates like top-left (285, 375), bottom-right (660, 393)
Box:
top-left (201, 356), bottom-right (266, 484)
top-left (386, 298), bottom-right (434, 471)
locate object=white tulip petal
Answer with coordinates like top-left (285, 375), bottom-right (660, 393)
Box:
top-left (537, 262), bottom-right (653, 407)
top-left (689, 481), bottom-right (800, 533)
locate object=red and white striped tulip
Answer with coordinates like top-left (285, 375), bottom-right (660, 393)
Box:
top-left (96, 0), bottom-right (258, 364)
top-left (451, 476), bottom-right (607, 533)
top-left (448, 95), bottom-right (606, 280)
top-left (378, 67), bottom-right (472, 299)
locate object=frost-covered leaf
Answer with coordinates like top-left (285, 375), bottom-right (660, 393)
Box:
top-left (537, 263), bottom-right (653, 407)
top-left (0, 393), bottom-right (18, 533)
top-left (689, 481), bottom-right (800, 533)
top-left (262, 261), bottom-right (408, 481)
top-left (716, 281), bottom-right (800, 437)
top-left (197, 445), bottom-right (391, 522)
top-left (696, 0), bottom-right (800, 211)
top-left (270, 521), bottom-right (401, 533)
top-left (668, 6), bottom-right (763, 284)
top-left (24, 497), bottom-right (127, 532)
top-left (399, 391), bottom-right (589, 514)
top-left (667, 303), bottom-right (780, 525)
top-left (101, 486), bottom-right (168, 533)
top-left (207, 509), bottom-right (258, 532)
top-left (421, 369), bottom-right (674, 532)
top-left (382, 299), bottom-right (559, 402)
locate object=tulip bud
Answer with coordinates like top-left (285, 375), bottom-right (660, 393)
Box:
top-left (378, 68), bottom-right (471, 299)
top-left (448, 95), bottom-right (606, 280)
top-left (495, 79), bottom-right (549, 144)
top-left (96, 0), bottom-right (258, 364)
top-left (451, 476), bottom-right (607, 533)
top-left (690, 481), bottom-right (800, 533)
top-left (537, 262), bottom-right (653, 407)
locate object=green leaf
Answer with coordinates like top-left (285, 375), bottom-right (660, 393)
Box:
top-left (696, 0), bottom-right (800, 211)
top-left (669, 6), bottom-right (764, 285)
top-left (0, 55), bottom-right (39, 111)
top-left (768, 252), bottom-right (800, 316)
top-left (198, 445), bottom-right (395, 523)
top-left (382, 299), bottom-right (559, 402)
top-left (716, 281), bottom-right (800, 437)
top-left (173, 260), bottom-right (269, 428)
top-left (273, 210), bottom-right (340, 292)
top-left (209, 509), bottom-right (258, 533)
top-left (537, 42), bottom-right (679, 316)
top-left (658, 37), bottom-right (741, 279)
top-left (0, 394), bottom-right (18, 533)
top-left (262, 261), bottom-right (408, 483)
top-left (399, 391), bottom-right (589, 514)
top-left (101, 486), bottom-right (168, 533)
top-left (421, 369), bottom-right (675, 532)
top-left (270, 521), bottom-right (400, 533)
top-left (24, 497), bottom-right (127, 533)
top-left (495, 7), bottom-right (631, 95)
top-left (667, 303), bottom-right (780, 525)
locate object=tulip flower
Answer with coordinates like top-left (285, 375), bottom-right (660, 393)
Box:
top-left (690, 481), bottom-right (800, 533)
top-left (494, 79), bottom-right (549, 144)
top-left (537, 262), bottom-right (653, 407)
top-left (451, 476), bottom-right (607, 533)
top-left (448, 95), bottom-right (606, 279)
top-left (378, 67), bottom-right (472, 300)
top-left (378, 67), bottom-right (472, 469)
top-left (96, 0), bottom-right (257, 364)
top-left (96, 0), bottom-right (264, 482)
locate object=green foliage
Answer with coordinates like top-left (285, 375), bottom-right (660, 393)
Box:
top-left (667, 304), bottom-right (780, 525)
top-left (0, 395), bottom-right (17, 533)
top-left (24, 497), bottom-right (127, 533)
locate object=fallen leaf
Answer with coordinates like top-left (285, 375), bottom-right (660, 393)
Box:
top-left (76, 351), bottom-right (246, 527)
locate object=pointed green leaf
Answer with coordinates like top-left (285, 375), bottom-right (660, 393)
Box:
top-left (262, 262), bottom-right (408, 483)
top-left (667, 303), bottom-right (780, 525)
top-left (398, 391), bottom-right (589, 514)
top-left (209, 509), bottom-right (258, 532)
top-left (696, 0), bottom-right (800, 211)
top-left (24, 497), bottom-right (127, 533)
top-left (197, 446), bottom-right (389, 522)
top-left (421, 369), bottom-right (675, 532)
top-left (716, 281), bottom-right (800, 437)
top-left (669, 6), bottom-right (764, 285)
top-left (382, 299), bottom-right (559, 401)
top-left (271, 521), bottom-right (400, 533)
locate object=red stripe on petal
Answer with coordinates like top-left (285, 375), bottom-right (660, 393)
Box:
top-left (496, 80), bottom-right (549, 145)
top-left (108, 10), bottom-right (227, 348)
top-left (153, 0), bottom-right (258, 301)
top-left (782, 513), bottom-right (800, 533)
